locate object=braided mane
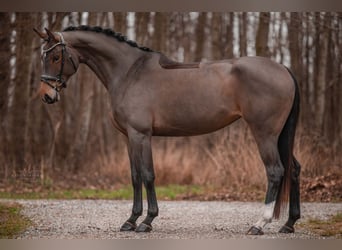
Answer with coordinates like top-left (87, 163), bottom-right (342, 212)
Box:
top-left (63, 25), bottom-right (154, 52)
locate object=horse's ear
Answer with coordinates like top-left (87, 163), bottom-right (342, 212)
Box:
top-left (33, 28), bottom-right (48, 41)
top-left (44, 28), bottom-right (59, 42)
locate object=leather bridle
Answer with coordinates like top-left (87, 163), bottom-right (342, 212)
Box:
top-left (41, 32), bottom-right (77, 92)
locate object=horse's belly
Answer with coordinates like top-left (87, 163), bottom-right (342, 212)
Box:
top-left (152, 112), bottom-right (241, 136)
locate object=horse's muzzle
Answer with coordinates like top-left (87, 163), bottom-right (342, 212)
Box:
top-left (40, 81), bottom-right (60, 104)
top-left (42, 92), bottom-right (60, 104)
top-left (43, 94), bottom-right (55, 104)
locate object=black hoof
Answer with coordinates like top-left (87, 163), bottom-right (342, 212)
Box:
top-left (135, 223), bottom-right (152, 233)
top-left (246, 226), bottom-right (264, 235)
top-left (279, 225), bottom-right (295, 233)
top-left (120, 221), bottom-right (137, 231)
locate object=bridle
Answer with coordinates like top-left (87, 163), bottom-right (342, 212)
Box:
top-left (41, 32), bottom-right (77, 92)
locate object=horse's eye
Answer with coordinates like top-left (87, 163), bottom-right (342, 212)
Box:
top-left (52, 55), bottom-right (60, 62)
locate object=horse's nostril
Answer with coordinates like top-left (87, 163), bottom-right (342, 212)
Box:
top-left (44, 94), bottom-right (54, 104)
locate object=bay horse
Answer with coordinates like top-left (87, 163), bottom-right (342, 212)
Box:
top-left (34, 26), bottom-right (301, 235)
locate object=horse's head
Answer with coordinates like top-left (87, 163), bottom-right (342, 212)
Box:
top-left (34, 28), bottom-right (79, 104)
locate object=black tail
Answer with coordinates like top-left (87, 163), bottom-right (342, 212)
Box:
top-left (274, 67), bottom-right (300, 219)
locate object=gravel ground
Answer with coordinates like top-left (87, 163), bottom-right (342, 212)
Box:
top-left (10, 200), bottom-right (342, 239)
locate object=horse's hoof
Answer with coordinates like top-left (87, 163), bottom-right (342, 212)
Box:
top-left (246, 226), bottom-right (264, 235)
top-left (279, 225), bottom-right (295, 233)
top-left (135, 223), bottom-right (152, 233)
top-left (120, 221), bottom-right (137, 231)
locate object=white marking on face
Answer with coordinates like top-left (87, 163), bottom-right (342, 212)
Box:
top-left (254, 201), bottom-right (275, 229)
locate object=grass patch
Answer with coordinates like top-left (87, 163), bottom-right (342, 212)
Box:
top-left (155, 185), bottom-right (203, 200)
top-left (0, 203), bottom-right (31, 238)
top-left (0, 185), bottom-right (204, 200)
top-left (299, 213), bottom-right (342, 238)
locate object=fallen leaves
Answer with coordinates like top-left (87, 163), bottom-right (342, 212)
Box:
top-left (301, 172), bottom-right (342, 202)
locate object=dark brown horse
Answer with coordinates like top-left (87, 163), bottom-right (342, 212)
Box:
top-left (34, 26), bottom-right (301, 235)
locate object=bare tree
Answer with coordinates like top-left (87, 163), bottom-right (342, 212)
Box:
top-left (0, 13), bottom-right (12, 168)
top-left (239, 12), bottom-right (248, 57)
top-left (211, 13), bottom-right (223, 60)
top-left (113, 12), bottom-right (127, 32)
top-left (135, 12), bottom-right (150, 46)
top-left (315, 13), bottom-right (329, 130)
top-left (152, 12), bottom-right (168, 53)
top-left (225, 13), bottom-right (234, 58)
top-left (9, 13), bottom-right (38, 171)
top-left (194, 12), bottom-right (207, 61)
top-left (255, 12), bottom-right (270, 57)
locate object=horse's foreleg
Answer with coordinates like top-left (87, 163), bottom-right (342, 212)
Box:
top-left (121, 127), bottom-right (158, 233)
top-left (120, 132), bottom-right (143, 232)
top-left (279, 156), bottom-right (301, 233)
top-left (135, 133), bottom-right (158, 232)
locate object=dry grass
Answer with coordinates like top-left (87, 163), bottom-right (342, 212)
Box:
top-left (81, 120), bottom-right (340, 193)
top-left (294, 128), bottom-right (340, 177)
top-left (2, 119), bottom-right (340, 201)
top-left (85, 120), bottom-right (341, 195)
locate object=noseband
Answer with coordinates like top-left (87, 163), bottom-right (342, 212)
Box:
top-left (41, 32), bottom-right (77, 92)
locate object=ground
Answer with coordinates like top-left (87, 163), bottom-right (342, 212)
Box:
top-left (12, 200), bottom-right (342, 239)
top-left (0, 172), bottom-right (341, 238)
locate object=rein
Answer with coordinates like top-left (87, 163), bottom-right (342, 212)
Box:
top-left (41, 32), bottom-right (77, 92)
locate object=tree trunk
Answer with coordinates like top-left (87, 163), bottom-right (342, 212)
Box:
top-left (194, 12), bottom-right (207, 62)
top-left (181, 13), bottom-right (193, 62)
top-left (9, 13), bottom-right (37, 171)
top-left (0, 13), bottom-right (12, 175)
top-left (337, 13), bottom-right (342, 151)
top-left (211, 13), bottom-right (222, 60)
top-left (288, 13), bottom-right (304, 126)
top-left (312, 12), bottom-right (321, 120)
top-left (322, 14), bottom-right (335, 141)
top-left (135, 12), bottom-right (150, 46)
top-left (315, 13), bottom-right (329, 131)
top-left (301, 13), bottom-right (311, 122)
top-left (255, 12), bottom-right (270, 57)
top-left (152, 12), bottom-right (168, 53)
top-left (239, 12), bottom-right (247, 57)
top-left (113, 12), bottom-right (127, 33)
top-left (225, 13), bottom-right (234, 58)
top-left (0, 13), bottom-right (11, 122)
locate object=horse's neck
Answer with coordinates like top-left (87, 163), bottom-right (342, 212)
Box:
top-left (65, 31), bottom-right (144, 90)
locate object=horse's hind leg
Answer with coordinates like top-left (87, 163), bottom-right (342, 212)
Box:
top-left (247, 135), bottom-right (284, 235)
top-left (279, 156), bottom-right (301, 233)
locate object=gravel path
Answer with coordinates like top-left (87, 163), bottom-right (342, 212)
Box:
top-left (11, 200), bottom-right (342, 239)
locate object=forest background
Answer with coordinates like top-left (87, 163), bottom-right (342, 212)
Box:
top-left (0, 12), bottom-right (341, 201)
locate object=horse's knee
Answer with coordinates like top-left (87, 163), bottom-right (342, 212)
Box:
top-left (142, 169), bottom-right (155, 186)
top-left (259, 144), bottom-right (284, 183)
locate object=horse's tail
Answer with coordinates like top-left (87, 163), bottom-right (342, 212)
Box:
top-left (273, 67), bottom-right (300, 219)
